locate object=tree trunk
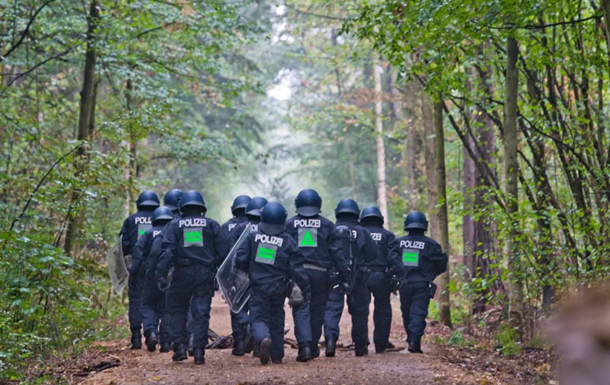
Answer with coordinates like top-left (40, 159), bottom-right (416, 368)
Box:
top-left (504, 36), bottom-right (523, 336)
top-left (434, 94), bottom-right (452, 328)
top-left (406, 80), bottom-right (421, 211)
top-left (126, 78), bottom-right (137, 212)
top-left (373, 61), bottom-right (389, 228)
top-left (422, 94), bottom-right (439, 241)
top-left (63, 0), bottom-right (99, 258)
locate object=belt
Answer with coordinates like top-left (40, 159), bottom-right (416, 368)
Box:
top-left (175, 258), bottom-right (208, 268)
top-left (369, 266), bottom-right (388, 272)
top-left (303, 263), bottom-right (327, 272)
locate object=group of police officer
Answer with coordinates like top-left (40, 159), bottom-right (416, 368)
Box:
top-left (119, 188), bottom-right (448, 366)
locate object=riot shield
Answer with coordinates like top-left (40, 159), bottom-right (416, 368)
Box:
top-left (106, 236), bottom-right (129, 294)
top-left (217, 225), bottom-right (252, 314)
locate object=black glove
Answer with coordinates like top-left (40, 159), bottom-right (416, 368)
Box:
top-left (429, 282), bottom-right (438, 299)
top-left (214, 277), bottom-right (220, 292)
top-left (390, 275), bottom-right (402, 294)
top-left (303, 289), bottom-right (311, 303)
top-left (158, 277), bottom-right (169, 292)
top-left (340, 281), bottom-right (351, 295)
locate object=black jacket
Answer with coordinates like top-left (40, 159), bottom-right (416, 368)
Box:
top-left (335, 218), bottom-right (378, 271)
top-left (235, 230), bottom-right (310, 295)
top-left (221, 215), bottom-right (248, 239)
top-left (395, 234), bottom-right (448, 282)
top-left (361, 224), bottom-right (403, 273)
top-left (160, 213), bottom-right (229, 267)
top-left (119, 209), bottom-right (155, 256)
top-left (286, 214), bottom-right (349, 277)
top-left (131, 224), bottom-right (166, 276)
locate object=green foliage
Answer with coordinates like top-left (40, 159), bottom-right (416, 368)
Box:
top-left (494, 324), bottom-right (523, 357)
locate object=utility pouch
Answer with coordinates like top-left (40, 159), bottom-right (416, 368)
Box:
top-left (429, 282), bottom-right (438, 299)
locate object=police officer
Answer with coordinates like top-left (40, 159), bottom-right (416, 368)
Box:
top-left (221, 194), bottom-right (253, 356)
top-left (359, 206), bottom-right (404, 353)
top-left (228, 196), bottom-right (268, 246)
top-left (235, 202), bottom-right (311, 365)
top-left (157, 191), bottom-right (229, 364)
top-left (222, 195), bottom-right (251, 236)
top-left (323, 199), bottom-right (377, 357)
top-left (134, 206), bottom-right (174, 352)
top-left (120, 191), bottom-right (160, 349)
top-left (227, 196), bottom-right (267, 356)
top-left (163, 189), bottom-right (183, 217)
top-left (396, 211), bottom-right (448, 353)
top-left (287, 189), bottom-right (349, 361)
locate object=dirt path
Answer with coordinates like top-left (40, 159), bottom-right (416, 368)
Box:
top-left (82, 297), bottom-right (486, 385)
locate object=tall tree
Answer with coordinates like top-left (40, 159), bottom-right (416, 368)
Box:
top-left (434, 94), bottom-right (452, 328)
top-left (64, 0), bottom-right (100, 258)
top-left (373, 61), bottom-right (389, 227)
top-left (504, 36), bottom-right (523, 335)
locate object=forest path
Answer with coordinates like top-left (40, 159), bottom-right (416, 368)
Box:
top-left (81, 297), bottom-right (485, 385)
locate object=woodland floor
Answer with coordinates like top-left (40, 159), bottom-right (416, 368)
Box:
top-left (30, 297), bottom-right (553, 385)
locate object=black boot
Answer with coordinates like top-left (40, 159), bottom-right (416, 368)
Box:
top-left (375, 343), bottom-right (386, 354)
top-left (159, 342), bottom-right (171, 353)
top-left (259, 338), bottom-right (271, 365)
top-left (311, 342), bottom-right (320, 359)
top-left (131, 334), bottom-right (142, 350)
top-left (253, 343), bottom-right (260, 357)
top-left (244, 331), bottom-right (254, 354)
top-left (172, 344), bottom-right (188, 362)
top-left (187, 333), bottom-right (194, 357)
top-left (355, 344), bottom-right (368, 357)
top-left (325, 336), bottom-right (337, 357)
top-left (272, 359), bottom-right (282, 364)
top-left (193, 348), bottom-right (205, 365)
top-left (408, 342), bottom-right (423, 354)
top-left (232, 340), bottom-right (246, 356)
top-left (146, 331), bottom-right (159, 352)
top-left (296, 343), bottom-right (312, 362)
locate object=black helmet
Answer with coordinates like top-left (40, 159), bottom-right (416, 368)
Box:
top-left (260, 202), bottom-right (287, 236)
top-left (136, 191), bottom-right (160, 209)
top-left (163, 189), bottom-right (182, 211)
top-left (335, 199), bottom-right (360, 216)
top-left (360, 206), bottom-right (384, 224)
top-left (179, 190), bottom-right (206, 211)
top-left (246, 196), bottom-right (268, 217)
top-left (404, 211), bottom-right (428, 231)
top-left (295, 189), bottom-right (322, 217)
top-left (231, 195), bottom-right (251, 214)
top-left (152, 206), bottom-right (174, 225)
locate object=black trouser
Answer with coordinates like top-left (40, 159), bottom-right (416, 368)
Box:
top-left (366, 270), bottom-right (392, 347)
top-left (324, 275), bottom-right (371, 347)
top-left (249, 281), bottom-right (288, 361)
top-left (141, 272), bottom-right (170, 343)
top-left (167, 261), bottom-right (215, 351)
top-left (292, 268), bottom-right (330, 348)
top-left (231, 302), bottom-right (250, 343)
top-left (399, 281), bottom-right (430, 345)
top-left (128, 270), bottom-right (145, 336)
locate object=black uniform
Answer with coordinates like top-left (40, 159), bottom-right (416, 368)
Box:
top-left (323, 218), bottom-right (377, 350)
top-left (286, 214), bottom-right (349, 355)
top-left (159, 213), bottom-right (229, 354)
top-left (119, 209), bottom-right (155, 338)
top-left (134, 225), bottom-right (170, 346)
top-left (395, 232), bottom-right (447, 346)
top-left (361, 224), bottom-right (403, 350)
top-left (235, 230), bottom-right (310, 362)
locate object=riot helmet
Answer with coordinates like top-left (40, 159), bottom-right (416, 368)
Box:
top-left (246, 196), bottom-right (268, 217)
top-left (295, 189), bottom-right (322, 217)
top-left (163, 189), bottom-right (182, 212)
top-left (335, 198), bottom-right (360, 218)
top-left (259, 202), bottom-right (287, 236)
top-left (404, 211), bottom-right (428, 231)
top-left (136, 191), bottom-right (160, 209)
top-left (179, 190), bottom-right (206, 212)
top-left (360, 206), bottom-right (384, 226)
top-left (152, 206), bottom-right (174, 226)
top-left (231, 195), bottom-right (251, 215)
